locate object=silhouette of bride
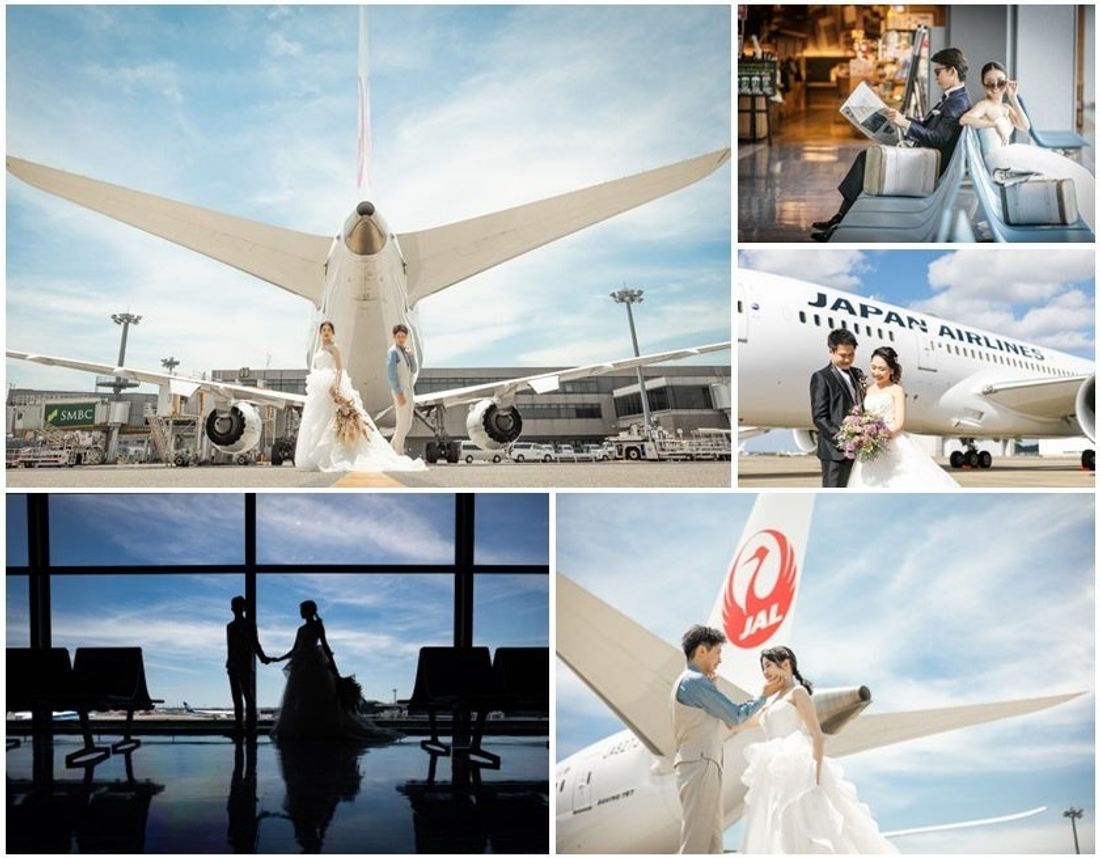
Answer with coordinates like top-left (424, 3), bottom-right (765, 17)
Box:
top-left (269, 600), bottom-right (401, 742)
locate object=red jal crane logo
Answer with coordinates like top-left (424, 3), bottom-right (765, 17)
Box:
top-left (722, 529), bottom-right (797, 648)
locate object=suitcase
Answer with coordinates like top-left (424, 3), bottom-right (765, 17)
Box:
top-left (862, 145), bottom-right (940, 196)
top-left (999, 178), bottom-right (1079, 225)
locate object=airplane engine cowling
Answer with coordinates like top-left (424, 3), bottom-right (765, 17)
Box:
top-left (792, 428), bottom-right (818, 453)
top-left (205, 403), bottom-right (263, 454)
top-left (466, 399), bottom-right (523, 450)
top-left (1075, 374), bottom-right (1095, 442)
top-left (812, 686), bottom-right (872, 735)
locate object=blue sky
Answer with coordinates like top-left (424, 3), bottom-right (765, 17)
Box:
top-left (557, 493), bottom-right (1095, 853)
top-left (6, 5), bottom-right (730, 393)
top-left (738, 248), bottom-right (1095, 452)
top-left (6, 493), bottom-right (548, 707)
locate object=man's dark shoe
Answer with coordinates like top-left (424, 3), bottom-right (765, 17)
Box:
top-left (811, 213), bottom-right (843, 231)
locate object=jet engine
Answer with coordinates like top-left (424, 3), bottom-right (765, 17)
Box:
top-left (792, 428), bottom-right (818, 453)
top-left (813, 686), bottom-right (872, 735)
top-left (204, 403), bottom-right (263, 454)
top-left (1075, 374), bottom-right (1095, 442)
top-left (466, 399), bottom-right (523, 450)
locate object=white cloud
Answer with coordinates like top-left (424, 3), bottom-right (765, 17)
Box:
top-left (738, 249), bottom-right (873, 290)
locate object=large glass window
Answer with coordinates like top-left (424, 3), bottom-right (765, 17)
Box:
top-left (49, 494), bottom-right (244, 566)
top-left (7, 495), bottom-right (28, 566)
top-left (50, 573), bottom-right (243, 707)
top-left (256, 573), bottom-right (453, 707)
top-left (6, 577), bottom-right (29, 647)
top-left (256, 494), bottom-right (455, 565)
top-left (474, 575), bottom-right (549, 648)
top-left (474, 494), bottom-right (549, 565)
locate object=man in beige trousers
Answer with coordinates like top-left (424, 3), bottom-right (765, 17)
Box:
top-left (671, 625), bottom-right (778, 853)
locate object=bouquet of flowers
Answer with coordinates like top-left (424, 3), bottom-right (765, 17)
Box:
top-left (331, 389), bottom-right (371, 446)
top-left (834, 406), bottom-right (891, 462)
top-left (335, 673), bottom-right (364, 714)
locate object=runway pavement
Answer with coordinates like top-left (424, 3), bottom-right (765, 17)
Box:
top-left (737, 455), bottom-right (1095, 488)
top-left (5, 461), bottom-right (732, 489)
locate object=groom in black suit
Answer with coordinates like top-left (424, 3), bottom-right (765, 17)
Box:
top-left (810, 329), bottom-right (865, 488)
top-left (812, 47), bottom-right (973, 241)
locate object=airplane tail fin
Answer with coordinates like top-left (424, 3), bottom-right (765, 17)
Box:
top-left (706, 494), bottom-right (814, 694)
top-left (398, 148), bottom-right (730, 306)
top-left (6, 157), bottom-right (332, 306)
top-left (356, 7), bottom-right (372, 194)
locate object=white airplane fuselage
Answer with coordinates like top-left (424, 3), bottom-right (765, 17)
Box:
top-left (737, 270), bottom-right (1094, 440)
top-left (309, 206), bottom-right (422, 422)
top-left (556, 726), bottom-right (770, 853)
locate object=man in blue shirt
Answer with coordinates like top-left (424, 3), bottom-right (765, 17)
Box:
top-left (386, 324), bottom-right (417, 455)
top-left (670, 625), bottom-right (778, 853)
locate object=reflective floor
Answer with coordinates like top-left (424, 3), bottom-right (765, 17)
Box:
top-left (7, 736), bottom-right (549, 853)
top-left (739, 103), bottom-right (867, 242)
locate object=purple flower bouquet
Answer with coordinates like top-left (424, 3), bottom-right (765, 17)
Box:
top-left (834, 406), bottom-right (891, 462)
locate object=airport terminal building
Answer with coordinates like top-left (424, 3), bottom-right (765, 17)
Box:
top-left (7, 364), bottom-right (730, 461)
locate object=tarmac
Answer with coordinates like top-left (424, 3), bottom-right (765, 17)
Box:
top-left (737, 455), bottom-right (1095, 488)
top-left (5, 461), bottom-right (733, 489)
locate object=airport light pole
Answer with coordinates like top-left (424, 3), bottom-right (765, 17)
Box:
top-left (610, 286), bottom-right (651, 432)
top-left (1064, 807), bottom-right (1083, 854)
top-left (100, 312), bottom-right (142, 396)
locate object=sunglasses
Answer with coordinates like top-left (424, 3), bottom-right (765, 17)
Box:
top-left (984, 79), bottom-right (1008, 91)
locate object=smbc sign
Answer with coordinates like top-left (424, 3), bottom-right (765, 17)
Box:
top-left (45, 402), bottom-right (98, 428)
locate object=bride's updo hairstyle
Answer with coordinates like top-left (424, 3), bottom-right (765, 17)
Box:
top-left (871, 346), bottom-right (902, 383)
top-left (981, 60), bottom-right (1008, 82)
top-left (300, 599), bottom-right (319, 621)
top-left (761, 645), bottom-right (814, 695)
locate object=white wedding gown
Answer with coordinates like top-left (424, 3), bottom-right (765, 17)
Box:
top-left (982, 116), bottom-right (1095, 231)
top-left (295, 348), bottom-right (425, 472)
top-left (740, 695), bottom-right (897, 854)
top-left (271, 621), bottom-right (401, 742)
top-left (848, 389), bottom-right (958, 489)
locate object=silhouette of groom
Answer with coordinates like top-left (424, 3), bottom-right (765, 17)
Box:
top-left (226, 596), bottom-right (271, 736)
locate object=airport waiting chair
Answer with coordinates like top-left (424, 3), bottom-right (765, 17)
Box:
top-left (829, 134), bottom-right (967, 242)
top-left (1017, 95), bottom-right (1089, 155)
top-left (6, 647), bottom-right (76, 751)
top-left (962, 127), bottom-right (1094, 242)
top-left (491, 648), bottom-right (549, 717)
top-left (71, 648), bottom-right (163, 765)
top-left (408, 647), bottom-right (498, 765)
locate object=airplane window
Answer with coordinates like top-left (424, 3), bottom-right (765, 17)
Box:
top-left (737, 301), bottom-right (743, 312)
top-left (840, 320), bottom-right (848, 330)
top-left (828, 317), bottom-right (835, 329)
top-left (878, 328), bottom-right (884, 339)
top-left (814, 314), bottom-right (821, 326)
top-left (799, 311), bottom-right (806, 323)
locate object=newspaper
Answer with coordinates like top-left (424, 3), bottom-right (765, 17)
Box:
top-left (840, 81), bottom-right (904, 146)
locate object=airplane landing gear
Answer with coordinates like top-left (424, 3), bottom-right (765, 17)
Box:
top-left (417, 405), bottom-right (460, 464)
top-left (1082, 449), bottom-right (1095, 472)
top-left (949, 439), bottom-right (992, 470)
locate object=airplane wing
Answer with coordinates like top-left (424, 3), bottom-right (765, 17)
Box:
top-left (826, 692), bottom-right (1084, 759)
top-left (399, 148), bottom-right (731, 305)
top-left (7, 157), bottom-right (333, 305)
top-left (979, 375), bottom-right (1090, 420)
top-left (409, 342), bottom-right (731, 410)
top-left (557, 572), bottom-right (752, 759)
top-left (6, 350), bottom-right (306, 409)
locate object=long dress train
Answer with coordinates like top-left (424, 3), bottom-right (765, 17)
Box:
top-left (295, 348), bottom-right (426, 472)
top-left (740, 695), bottom-right (897, 854)
top-left (271, 621), bottom-right (401, 742)
top-left (848, 389), bottom-right (959, 488)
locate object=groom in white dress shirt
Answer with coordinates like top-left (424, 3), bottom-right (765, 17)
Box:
top-left (386, 324), bottom-right (417, 456)
top-left (671, 625), bottom-right (778, 853)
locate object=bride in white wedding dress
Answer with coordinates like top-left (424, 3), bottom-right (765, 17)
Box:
top-left (740, 646), bottom-right (897, 854)
top-left (961, 61), bottom-right (1094, 231)
top-left (270, 600), bottom-right (401, 742)
top-left (295, 321), bottom-right (426, 472)
top-left (848, 347), bottom-right (959, 489)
